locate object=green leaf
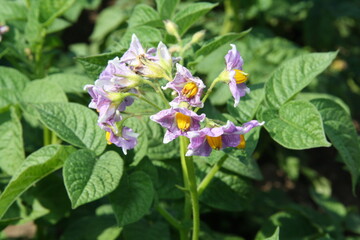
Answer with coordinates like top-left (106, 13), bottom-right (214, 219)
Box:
top-left (0, 145), bottom-right (74, 219)
top-left (260, 100), bottom-right (331, 149)
top-left (0, 89), bottom-right (20, 110)
top-left (123, 219), bottom-right (170, 240)
top-left (117, 26), bottom-right (162, 50)
top-left (227, 83), bottom-right (265, 123)
top-left (64, 149), bottom-right (124, 208)
top-left (18, 198), bottom-right (49, 224)
top-left (33, 103), bottom-right (106, 155)
top-left (31, 174), bottom-right (71, 224)
top-left (22, 79), bottom-right (68, 103)
top-left (209, 84), bottom-right (233, 106)
top-left (264, 52), bottom-right (337, 109)
top-left (155, 0), bottom-right (179, 19)
top-left (90, 5), bottom-right (127, 42)
top-left (76, 51), bottom-right (125, 79)
top-left (153, 160), bottom-right (183, 199)
top-left (61, 216), bottom-right (120, 240)
top-left (127, 4), bottom-right (161, 28)
top-left (296, 92), bottom-right (350, 114)
top-left (20, 79), bottom-right (67, 127)
top-left (0, 108), bottom-right (24, 175)
top-left (345, 212), bottom-right (360, 235)
top-left (310, 189), bottom-right (347, 220)
top-left (126, 92), bottom-right (167, 114)
top-left (47, 18), bottom-right (72, 33)
top-left (0, 1), bottom-right (27, 21)
top-left (196, 30), bottom-right (251, 58)
top-left (25, 3), bottom-right (44, 49)
top-left (265, 227), bottom-right (280, 240)
top-left (255, 212), bottom-right (319, 240)
top-left (110, 171), bottom-right (154, 226)
top-left (40, 73), bottom-right (93, 93)
top-left (38, 0), bottom-right (76, 26)
top-left (125, 117), bottom-right (148, 165)
top-left (311, 98), bottom-right (360, 190)
top-left (0, 66), bottom-right (29, 91)
top-left (196, 159), bottom-right (253, 211)
top-left (173, 2), bottom-right (217, 35)
top-left (147, 139), bottom-right (179, 160)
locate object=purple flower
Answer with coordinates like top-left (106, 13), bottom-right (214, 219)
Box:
top-left (186, 120), bottom-right (264, 156)
top-left (120, 34), bottom-right (158, 73)
top-left (150, 107), bottom-right (206, 143)
top-left (163, 64), bottom-right (205, 107)
top-left (225, 44), bottom-right (250, 107)
top-left (84, 55), bottom-right (140, 125)
top-left (105, 127), bottom-right (139, 155)
top-left (139, 41), bottom-right (173, 80)
top-left (95, 57), bottom-right (141, 91)
top-left (120, 34), bottom-right (174, 80)
top-left (84, 85), bottom-right (135, 124)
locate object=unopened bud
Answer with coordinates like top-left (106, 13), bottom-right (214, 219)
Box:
top-left (0, 25), bottom-right (9, 34)
top-left (164, 20), bottom-right (179, 37)
top-left (169, 45), bottom-right (181, 53)
top-left (191, 30), bottom-right (206, 43)
top-left (331, 59), bottom-right (347, 72)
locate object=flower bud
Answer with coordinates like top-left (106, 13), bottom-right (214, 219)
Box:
top-left (164, 20), bottom-right (179, 38)
top-left (191, 30), bottom-right (206, 44)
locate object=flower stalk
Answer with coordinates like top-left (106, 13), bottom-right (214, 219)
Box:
top-left (194, 76), bottom-right (221, 112)
top-left (180, 136), bottom-right (200, 240)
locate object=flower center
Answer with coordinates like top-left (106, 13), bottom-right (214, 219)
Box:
top-left (206, 136), bottom-right (222, 150)
top-left (175, 112), bottom-right (191, 131)
top-left (181, 82), bottom-right (198, 98)
top-left (106, 131), bottom-right (112, 145)
top-left (236, 135), bottom-right (246, 149)
top-left (234, 69), bottom-right (248, 84)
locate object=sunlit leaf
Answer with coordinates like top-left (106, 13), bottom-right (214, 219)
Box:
top-left (64, 149), bottom-right (124, 208)
top-left (110, 171), bottom-right (154, 226)
top-left (33, 103), bottom-right (106, 155)
top-left (264, 52), bottom-right (337, 109)
top-left (0, 145), bottom-right (75, 219)
top-left (259, 100), bottom-right (331, 149)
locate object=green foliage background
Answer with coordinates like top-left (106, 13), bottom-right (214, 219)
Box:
top-left (0, 0), bottom-right (359, 239)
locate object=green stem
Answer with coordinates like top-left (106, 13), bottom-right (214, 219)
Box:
top-left (197, 155), bottom-right (228, 196)
top-left (43, 127), bottom-right (51, 146)
top-left (180, 137), bottom-right (191, 239)
top-left (51, 131), bottom-right (58, 144)
top-left (180, 136), bottom-right (200, 240)
top-left (156, 204), bottom-right (182, 230)
top-left (194, 77), bottom-right (221, 113)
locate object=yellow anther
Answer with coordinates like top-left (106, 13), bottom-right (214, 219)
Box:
top-left (206, 135), bottom-right (222, 150)
top-left (234, 69), bottom-right (248, 84)
top-left (181, 82), bottom-right (198, 98)
top-left (175, 112), bottom-right (192, 131)
top-left (106, 131), bottom-right (112, 145)
top-left (236, 135), bottom-right (246, 149)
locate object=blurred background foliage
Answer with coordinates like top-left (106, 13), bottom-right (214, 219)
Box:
top-left (0, 0), bottom-right (359, 239)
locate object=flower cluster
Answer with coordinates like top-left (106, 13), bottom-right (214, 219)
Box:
top-left (85, 34), bottom-right (174, 154)
top-left (86, 34), bottom-right (264, 156)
